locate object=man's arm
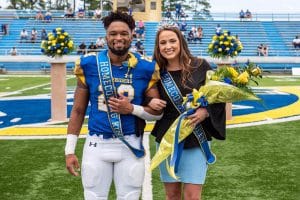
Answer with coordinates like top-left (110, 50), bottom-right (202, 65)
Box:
top-left (108, 86), bottom-right (166, 121)
top-left (65, 79), bottom-right (89, 176)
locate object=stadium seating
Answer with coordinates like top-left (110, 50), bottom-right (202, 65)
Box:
top-left (0, 16), bottom-right (299, 72)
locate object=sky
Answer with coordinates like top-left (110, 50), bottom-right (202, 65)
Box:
top-left (208, 0), bottom-right (300, 13)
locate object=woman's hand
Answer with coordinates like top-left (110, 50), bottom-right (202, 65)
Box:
top-left (148, 98), bottom-right (167, 111)
top-left (187, 107), bottom-right (209, 127)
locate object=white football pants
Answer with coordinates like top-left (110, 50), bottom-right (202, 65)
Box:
top-left (81, 134), bottom-right (145, 200)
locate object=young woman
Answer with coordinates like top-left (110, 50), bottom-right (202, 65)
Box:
top-left (150, 26), bottom-right (226, 200)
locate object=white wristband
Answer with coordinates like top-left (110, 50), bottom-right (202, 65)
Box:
top-left (132, 104), bottom-right (163, 121)
top-left (65, 134), bottom-right (78, 155)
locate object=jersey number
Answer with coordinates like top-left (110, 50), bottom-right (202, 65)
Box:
top-left (97, 84), bottom-right (135, 111)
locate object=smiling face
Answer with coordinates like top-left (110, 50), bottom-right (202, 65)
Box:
top-left (158, 30), bottom-right (181, 63)
top-left (106, 21), bottom-right (133, 56)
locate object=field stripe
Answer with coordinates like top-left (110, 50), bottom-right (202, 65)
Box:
top-left (227, 86), bottom-right (300, 124)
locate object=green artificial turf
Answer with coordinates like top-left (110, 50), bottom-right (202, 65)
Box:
top-left (151, 120), bottom-right (300, 200)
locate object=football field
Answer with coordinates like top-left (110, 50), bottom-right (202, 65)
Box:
top-left (0, 75), bottom-right (299, 200)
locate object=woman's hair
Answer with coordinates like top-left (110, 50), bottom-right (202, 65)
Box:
top-left (102, 11), bottom-right (135, 31)
top-left (153, 26), bottom-right (197, 87)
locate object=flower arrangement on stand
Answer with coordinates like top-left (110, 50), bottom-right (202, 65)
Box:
top-left (40, 27), bottom-right (75, 121)
top-left (41, 27), bottom-right (75, 57)
top-left (208, 30), bottom-right (243, 59)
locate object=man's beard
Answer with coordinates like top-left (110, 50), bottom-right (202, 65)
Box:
top-left (108, 45), bottom-right (131, 57)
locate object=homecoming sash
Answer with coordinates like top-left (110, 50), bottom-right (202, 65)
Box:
top-left (160, 71), bottom-right (216, 175)
top-left (97, 50), bottom-right (145, 158)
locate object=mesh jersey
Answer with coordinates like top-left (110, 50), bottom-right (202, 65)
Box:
top-left (75, 52), bottom-right (159, 136)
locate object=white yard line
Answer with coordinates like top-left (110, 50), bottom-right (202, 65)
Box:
top-left (142, 133), bottom-right (153, 200)
top-left (0, 77), bottom-right (74, 98)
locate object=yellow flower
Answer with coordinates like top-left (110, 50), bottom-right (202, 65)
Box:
top-left (64, 32), bottom-right (69, 36)
top-left (218, 48), bottom-right (222, 52)
top-left (57, 49), bottom-right (61, 54)
top-left (237, 71), bottom-right (249, 84)
top-left (192, 89), bottom-right (203, 107)
top-left (251, 67), bottom-right (262, 76)
top-left (227, 67), bottom-right (239, 78)
top-left (59, 35), bottom-right (65, 40)
top-left (56, 27), bottom-right (62, 32)
top-left (48, 35), bottom-right (54, 40)
top-left (128, 52), bottom-right (138, 68)
top-left (61, 43), bottom-right (64, 46)
top-left (213, 35), bottom-right (218, 40)
top-left (211, 75), bottom-right (219, 81)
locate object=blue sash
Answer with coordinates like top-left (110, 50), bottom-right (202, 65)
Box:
top-left (97, 50), bottom-right (145, 158)
top-left (160, 71), bottom-right (216, 171)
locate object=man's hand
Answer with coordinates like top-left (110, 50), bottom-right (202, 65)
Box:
top-left (66, 154), bottom-right (80, 176)
top-left (108, 94), bottom-right (133, 114)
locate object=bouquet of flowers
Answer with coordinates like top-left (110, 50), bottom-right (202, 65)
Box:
top-left (150, 62), bottom-right (263, 180)
top-left (208, 30), bottom-right (243, 58)
top-left (41, 27), bottom-right (75, 57)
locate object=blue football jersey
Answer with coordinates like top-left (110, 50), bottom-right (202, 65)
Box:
top-left (74, 52), bottom-right (159, 136)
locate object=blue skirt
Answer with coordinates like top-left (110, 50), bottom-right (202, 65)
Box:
top-left (157, 143), bottom-right (209, 184)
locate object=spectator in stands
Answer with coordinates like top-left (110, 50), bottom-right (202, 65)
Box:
top-left (179, 20), bottom-right (187, 36)
top-left (138, 20), bottom-right (145, 30)
top-left (65, 8), bottom-right (75, 18)
top-left (31, 28), bottom-right (38, 43)
top-left (10, 47), bottom-right (18, 56)
top-left (180, 9), bottom-right (188, 19)
top-left (215, 24), bottom-right (222, 34)
top-left (257, 44), bottom-right (264, 56)
top-left (41, 28), bottom-right (47, 40)
top-left (77, 42), bottom-right (87, 55)
top-left (20, 29), bottom-right (28, 43)
top-left (195, 26), bottom-right (203, 43)
top-left (136, 20), bottom-right (145, 40)
top-left (246, 9), bottom-right (252, 20)
top-left (135, 39), bottom-right (144, 55)
top-left (165, 8), bottom-right (172, 20)
top-left (128, 5), bottom-right (133, 16)
top-left (262, 44), bottom-right (269, 56)
top-left (96, 37), bottom-right (106, 48)
top-left (36, 10), bottom-right (44, 21)
top-left (175, 3), bottom-right (181, 19)
top-left (1, 24), bottom-right (8, 35)
top-left (94, 7), bottom-right (102, 20)
top-left (257, 43), bottom-right (268, 56)
top-left (292, 36), bottom-right (300, 49)
top-left (187, 30), bottom-right (195, 43)
top-left (78, 8), bottom-right (85, 18)
top-left (239, 9), bottom-right (245, 21)
top-left (130, 44), bottom-right (137, 53)
top-left (44, 10), bottom-right (52, 22)
top-left (88, 42), bottom-right (97, 53)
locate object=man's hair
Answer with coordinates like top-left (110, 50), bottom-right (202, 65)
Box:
top-left (102, 11), bottom-right (135, 31)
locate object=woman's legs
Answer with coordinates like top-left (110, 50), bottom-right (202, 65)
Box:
top-left (164, 182), bottom-right (181, 200)
top-left (183, 183), bottom-right (203, 200)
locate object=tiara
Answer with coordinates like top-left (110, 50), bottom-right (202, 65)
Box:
top-left (157, 20), bottom-right (179, 30)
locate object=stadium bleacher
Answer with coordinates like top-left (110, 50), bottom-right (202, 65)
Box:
top-left (0, 11), bottom-right (299, 72)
